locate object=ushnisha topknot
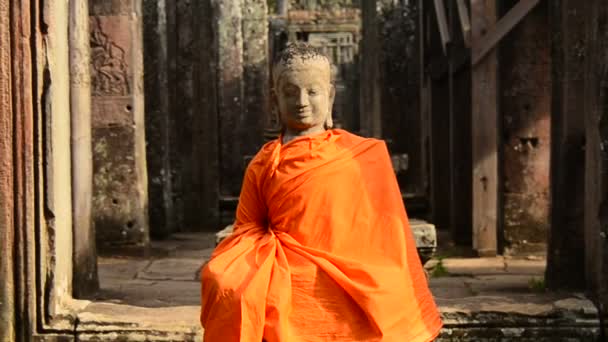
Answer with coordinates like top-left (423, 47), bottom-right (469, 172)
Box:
top-left (272, 42), bottom-right (333, 87)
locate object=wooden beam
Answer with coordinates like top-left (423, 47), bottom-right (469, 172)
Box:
top-left (471, 0), bottom-right (498, 256)
top-left (433, 0), bottom-right (450, 54)
top-left (456, 0), bottom-right (471, 47)
top-left (472, 0), bottom-right (541, 65)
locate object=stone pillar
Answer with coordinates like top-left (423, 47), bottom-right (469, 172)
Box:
top-left (191, 0), bottom-right (221, 231)
top-left (0, 1), bottom-right (15, 338)
top-left (70, 0), bottom-right (99, 296)
top-left (215, 0), bottom-right (245, 200)
top-left (242, 0), bottom-right (269, 163)
top-left (174, 0), bottom-right (200, 231)
top-left (89, 0), bottom-right (149, 252)
top-left (546, 0), bottom-right (586, 290)
top-left (500, 1), bottom-right (551, 255)
top-left (584, 0), bottom-right (608, 316)
top-left (143, 0), bottom-right (174, 238)
top-left (359, 0), bottom-right (382, 138)
top-left (277, 0), bottom-right (289, 15)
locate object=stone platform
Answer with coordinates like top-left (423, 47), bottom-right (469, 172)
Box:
top-left (75, 232), bottom-right (602, 341)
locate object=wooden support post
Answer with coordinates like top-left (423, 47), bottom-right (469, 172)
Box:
top-left (456, 0), bottom-right (471, 47)
top-left (584, 0), bottom-right (608, 314)
top-left (471, 0), bottom-right (498, 256)
top-left (433, 0), bottom-right (450, 54)
top-left (70, 0), bottom-right (99, 297)
top-left (546, 0), bottom-right (586, 290)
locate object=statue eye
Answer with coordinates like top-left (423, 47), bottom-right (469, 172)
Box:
top-left (283, 86), bottom-right (298, 96)
top-left (308, 89), bottom-right (319, 96)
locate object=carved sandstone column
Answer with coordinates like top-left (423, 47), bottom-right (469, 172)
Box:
top-left (242, 0), bottom-right (269, 165)
top-left (70, 0), bottom-right (99, 296)
top-left (0, 1), bottom-right (15, 338)
top-left (143, 0), bottom-right (174, 238)
top-left (359, 0), bottom-right (382, 138)
top-left (215, 0), bottom-right (245, 201)
top-left (89, 0), bottom-right (149, 253)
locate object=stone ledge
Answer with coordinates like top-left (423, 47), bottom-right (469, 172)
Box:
top-left (69, 293), bottom-right (601, 341)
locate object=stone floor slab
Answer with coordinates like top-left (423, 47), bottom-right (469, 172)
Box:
top-left (137, 258), bottom-right (205, 281)
top-left (95, 280), bottom-right (200, 307)
top-left (98, 257), bottom-right (151, 281)
top-left (505, 258), bottom-right (546, 275)
top-left (464, 275), bottom-right (540, 295)
top-left (441, 257), bottom-right (506, 275)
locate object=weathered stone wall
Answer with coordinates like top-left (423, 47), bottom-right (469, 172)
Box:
top-left (583, 0), bottom-right (608, 316)
top-left (546, 0), bottom-right (587, 290)
top-left (143, 0), bottom-right (174, 238)
top-left (90, 0), bottom-right (150, 251)
top-left (216, 0), bottom-right (269, 224)
top-left (359, 1), bottom-right (382, 138)
top-left (144, 0), bottom-right (213, 236)
top-left (242, 0), bottom-right (269, 162)
top-left (500, 1), bottom-right (551, 255)
top-left (0, 1), bottom-right (14, 337)
top-left (142, 0), bottom-right (269, 231)
top-left (377, 2), bottom-right (425, 198)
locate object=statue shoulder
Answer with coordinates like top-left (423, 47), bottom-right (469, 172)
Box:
top-left (246, 139), bottom-right (279, 169)
top-left (333, 129), bottom-right (388, 151)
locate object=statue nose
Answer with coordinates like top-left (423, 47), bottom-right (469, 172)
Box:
top-left (296, 92), bottom-right (309, 106)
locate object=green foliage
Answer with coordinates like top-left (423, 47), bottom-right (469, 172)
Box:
top-left (528, 277), bottom-right (546, 292)
top-left (268, 0), bottom-right (277, 13)
top-left (430, 258), bottom-right (450, 278)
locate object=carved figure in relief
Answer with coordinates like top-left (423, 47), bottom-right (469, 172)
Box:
top-left (90, 17), bottom-right (130, 96)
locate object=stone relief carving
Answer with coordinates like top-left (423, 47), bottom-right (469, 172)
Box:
top-left (90, 17), bottom-right (130, 96)
top-left (290, 0), bottom-right (358, 10)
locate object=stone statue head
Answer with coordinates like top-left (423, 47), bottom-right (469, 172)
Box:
top-left (272, 42), bottom-right (336, 140)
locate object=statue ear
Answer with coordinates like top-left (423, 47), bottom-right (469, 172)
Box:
top-left (325, 113), bottom-right (333, 129)
top-left (325, 85), bottom-right (336, 129)
top-left (329, 84), bottom-right (336, 108)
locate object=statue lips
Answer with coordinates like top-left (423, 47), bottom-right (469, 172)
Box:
top-left (294, 110), bottom-right (312, 119)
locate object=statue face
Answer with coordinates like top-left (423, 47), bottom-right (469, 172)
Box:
top-left (273, 58), bottom-right (335, 136)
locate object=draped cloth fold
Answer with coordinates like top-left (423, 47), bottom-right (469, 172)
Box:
top-left (201, 129), bottom-right (442, 342)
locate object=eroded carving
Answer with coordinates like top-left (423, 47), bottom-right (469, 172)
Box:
top-left (90, 17), bottom-right (130, 96)
top-left (290, 0), bottom-right (357, 11)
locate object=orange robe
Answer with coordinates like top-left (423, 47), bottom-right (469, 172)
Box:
top-left (201, 129), bottom-right (442, 342)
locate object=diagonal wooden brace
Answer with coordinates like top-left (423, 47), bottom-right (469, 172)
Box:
top-left (472, 0), bottom-right (541, 66)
